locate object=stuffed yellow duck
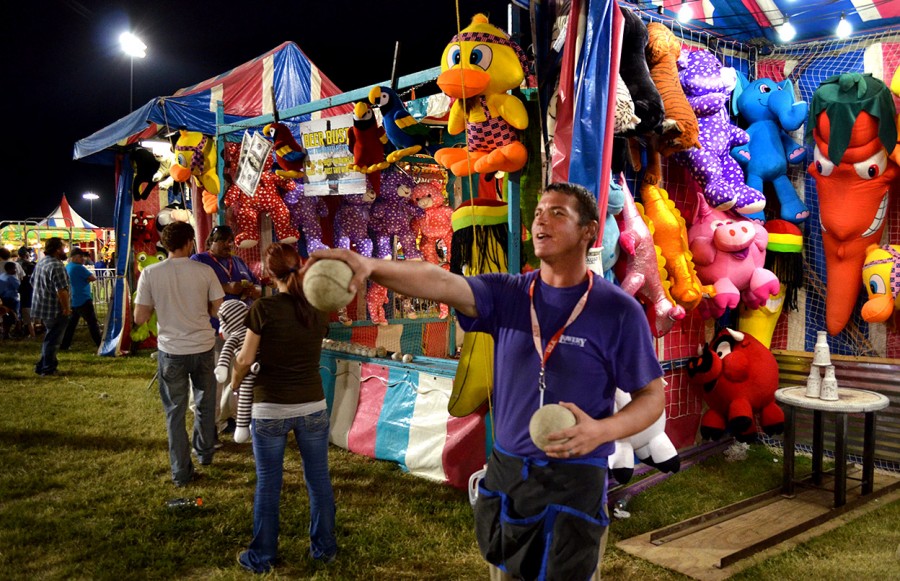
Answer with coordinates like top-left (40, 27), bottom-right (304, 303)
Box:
top-left (861, 244), bottom-right (900, 326)
top-left (169, 130), bottom-right (220, 197)
top-left (434, 14), bottom-right (531, 177)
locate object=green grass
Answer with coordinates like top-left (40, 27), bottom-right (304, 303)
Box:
top-left (1, 336), bottom-right (898, 579)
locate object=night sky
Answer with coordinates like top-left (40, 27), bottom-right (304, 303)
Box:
top-left (8, 0), bottom-right (518, 227)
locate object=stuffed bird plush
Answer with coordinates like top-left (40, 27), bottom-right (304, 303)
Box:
top-left (348, 100), bottom-right (391, 192)
top-left (368, 86), bottom-right (435, 163)
top-left (263, 122), bottom-right (308, 179)
top-left (434, 13), bottom-right (531, 177)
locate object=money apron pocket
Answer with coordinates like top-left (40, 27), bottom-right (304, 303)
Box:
top-left (475, 484), bottom-right (608, 581)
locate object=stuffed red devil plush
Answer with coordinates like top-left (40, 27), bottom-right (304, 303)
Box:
top-left (686, 327), bottom-right (784, 442)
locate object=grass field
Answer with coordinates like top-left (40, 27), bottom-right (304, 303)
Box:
top-left (1, 334), bottom-right (898, 580)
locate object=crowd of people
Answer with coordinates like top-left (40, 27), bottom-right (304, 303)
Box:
top-left (13, 182), bottom-right (666, 578)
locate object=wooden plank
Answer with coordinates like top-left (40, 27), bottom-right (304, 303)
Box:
top-left (617, 472), bottom-right (900, 581)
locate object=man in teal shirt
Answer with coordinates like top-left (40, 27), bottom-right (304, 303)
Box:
top-left (61, 247), bottom-right (102, 349)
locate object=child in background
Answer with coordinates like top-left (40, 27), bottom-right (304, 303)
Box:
top-left (0, 261), bottom-right (21, 339)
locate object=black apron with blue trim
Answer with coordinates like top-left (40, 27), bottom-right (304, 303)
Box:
top-left (474, 445), bottom-right (610, 581)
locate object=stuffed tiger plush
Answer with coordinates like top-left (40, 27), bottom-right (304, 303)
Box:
top-left (646, 22), bottom-right (700, 157)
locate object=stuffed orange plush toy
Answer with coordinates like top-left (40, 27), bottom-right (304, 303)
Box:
top-left (646, 22), bottom-right (699, 157)
top-left (807, 73), bottom-right (898, 335)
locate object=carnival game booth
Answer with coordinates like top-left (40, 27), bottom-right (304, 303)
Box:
top-left (0, 195), bottom-right (103, 253)
top-left (73, 41), bottom-right (350, 357)
top-left (74, 2), bottom-right (900, 500)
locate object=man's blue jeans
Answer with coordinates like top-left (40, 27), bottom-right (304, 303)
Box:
top-left (36, 313), bottom-right (70, 374)
top-left (157, 349), bottom-right (216, 485)
top-left (240, 410), bottom-right (337, 572)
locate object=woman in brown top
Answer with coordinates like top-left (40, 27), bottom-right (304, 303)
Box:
top-left (233, 242), bottom-right (336, 573)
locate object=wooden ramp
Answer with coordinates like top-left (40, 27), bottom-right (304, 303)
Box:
top-left (616, 470), bottom-right (900, 581)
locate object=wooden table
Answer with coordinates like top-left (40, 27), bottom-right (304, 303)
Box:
top-left (775, 386), bottom-right (890, 508)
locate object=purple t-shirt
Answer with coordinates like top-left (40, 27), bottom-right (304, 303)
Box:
top-left (457, 270), bottom-right (663, 460)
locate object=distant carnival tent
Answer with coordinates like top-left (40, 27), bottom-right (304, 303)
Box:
top-left (72, 41), bottom-right (350, 356)
top-left (0, 195), bottom-right (99, 246)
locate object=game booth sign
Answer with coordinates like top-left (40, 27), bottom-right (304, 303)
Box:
top-left (74, 1), bottom-right (900, 502)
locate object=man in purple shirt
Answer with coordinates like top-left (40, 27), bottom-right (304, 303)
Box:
top-left (310, 182), bottom-right (665, 579)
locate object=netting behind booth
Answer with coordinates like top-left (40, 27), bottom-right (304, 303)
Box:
top-left (758, 31), bottom-right (900, 358)
top-left (623, 21), bottom-right (900, 454)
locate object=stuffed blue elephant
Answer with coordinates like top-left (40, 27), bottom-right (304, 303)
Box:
top-left (600, 176), bottom-right (626, 282)
top-left (731, 73), bottom-right (809, 223)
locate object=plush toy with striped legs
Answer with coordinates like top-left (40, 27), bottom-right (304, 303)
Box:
top-left (215, 300), bottom-right (259, 444)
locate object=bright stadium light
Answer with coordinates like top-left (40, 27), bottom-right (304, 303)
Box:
top-left (119, 32), bottom-right (147, 111)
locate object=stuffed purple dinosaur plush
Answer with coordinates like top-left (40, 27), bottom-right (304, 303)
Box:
top-left (282, 180), bottom-right (330, 254)
top-left (673, 49), bottom-right (766, 218)
top-left (369, 169), bottom-right (425, 260)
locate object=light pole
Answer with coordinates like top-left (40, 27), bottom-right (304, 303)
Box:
top-left (83, 192), bottom-right (99, 223)
top-left (119, 32), bottom-right (147, 112)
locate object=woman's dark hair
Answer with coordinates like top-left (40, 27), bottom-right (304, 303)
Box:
top-left (264, 242), bottom-right (317, 327)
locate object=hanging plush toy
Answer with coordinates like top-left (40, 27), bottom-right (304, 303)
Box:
top-left (640, 180), bottom-right (708, 311)
top-left (263, 121), bottom-right (308, 179)
top-left (434, 13), bottom-right (532, 177)
top-left (618, 7), bottom-right (664, 138)
top-left (333, 184), bottom-right (376, 324)
top-left (608, 389), bottom-right (680, 485)
top-left (738, 219), bottom-right (804, 348)
top-left (688, 194), bottom-right (780, 320)
top-left (130, 249), bottom-right (167, 348)
top-left (672, 49), bottom-right (765, 217)
top-left (215, 300), bottom-right (259, 444)
top-left (613, 75), bottom-right (640, 135)
top-left (595, 176), bottom-right (625, 282)
top-left (411, 180), bottom-right (454, 318)
top-left (732, 73), bottom-right (809, 223)
top-left (645, 22), bottom-right (700, 157)
top-left (615, 180), bottom-right (686, 337)
top-left (686, 327), bottom-right (784, 442)
top-left (170, 130), bottom-right (220, 197)
top-left (131, 210), bottom-right (158, 249)
top-left (131, 147), bottom-right (161, 201)
top-left (369, 168), bottom-right (424, 261)
top-left (282, 180), bottom-right (329, 255)
top-left (155, 202), bottom-right (195, 232)
top-left (224, 152), bottom-right (300, 248)
top-left (368, 86), bottom-right (436, 163)
top-left (447, 183), bottom-right (512, 417)
top-left (861, 244), bottom-right (900, 327)
top-left (348, 100), bottom-right (391, 193)
top-left (807, 72), bottom-right (898, 335)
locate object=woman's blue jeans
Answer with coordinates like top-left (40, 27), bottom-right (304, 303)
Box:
top-left (241, 410), bottom-right (337, 572)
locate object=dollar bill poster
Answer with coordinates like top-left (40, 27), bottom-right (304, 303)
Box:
top-left (300, 114), bottom-right (366, 197)
top-left (235, 131), bottom-right (273, 196)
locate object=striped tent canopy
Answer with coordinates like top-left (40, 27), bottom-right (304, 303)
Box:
top-left (73, 41), bottom-right (351, 164)
top-left (39, 194), bottom-right (99, 229)
top-left (1, 195), bottom-right (98, 245)
top-left (517, 1), bottom-right (900, 46)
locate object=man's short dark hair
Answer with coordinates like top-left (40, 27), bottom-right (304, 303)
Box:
top-left (160, 222), bottom-right (196, 252)
top-left (0, 248), bottom-right (10, 261)
top-left (544, 182), bottom-right (600, 226)
top-left (44, 237), bottom-right (65, 256)
top-left (3, 262), bottom-right (16, 275)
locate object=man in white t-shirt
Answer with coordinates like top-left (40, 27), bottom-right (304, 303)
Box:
top-left (135, 221), bottom-right (224, 487)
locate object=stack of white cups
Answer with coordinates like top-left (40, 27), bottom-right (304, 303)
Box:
top-left (806, 331), bottom-right (839, 401)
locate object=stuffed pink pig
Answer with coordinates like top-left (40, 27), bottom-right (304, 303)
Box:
top-left (688, 197), bottom-right (780, 319)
